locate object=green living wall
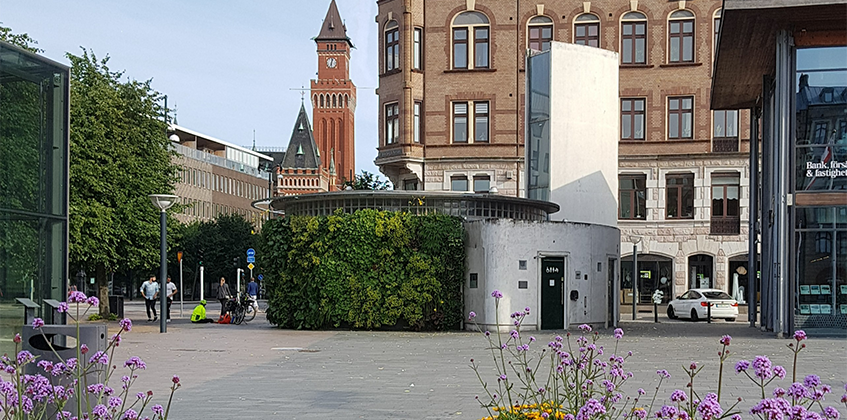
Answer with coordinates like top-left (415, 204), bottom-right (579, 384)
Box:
top-left (259, 209), bottom-right (465, 330)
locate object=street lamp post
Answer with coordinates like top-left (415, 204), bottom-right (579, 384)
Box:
top-left (631, 236), bottom-right (642, 321)
top-left (149, 194), bottom-right (178, 333)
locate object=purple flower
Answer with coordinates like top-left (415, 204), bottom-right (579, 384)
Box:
top-left (753, 355), bottom-right (773, 380)
top-left (468, 311), bottom-right (476, 319)
top-left (731, 415), bottom-right (742, 420)
top-left (491, 290), bottom-right (503, 299)
top-left (750, 398), bottom-right (792, 420)
top-left (696, 393), bottom-right (723, 420)
top-left (152, 404), bottom-right (164, 416)
top-left (774, 365), bottom-right (787, 379)
top-left (720, 335), bottom-right (731, 346)
top-left (524, 306), bottom-right (531, 313)
top-left (57, 302), bottom-right (69, 313)
top-left (108, 396), bottom-right (123, 408)
top-left (824, 406), bottom-right (840, 420)
top-left (172, 375), bottom-right (180, 384)
top-left (484, 331), bottom-right (490, 337)
top-left (92, 405), bottom-right (108, 417)
top-left (89, 351), bottom-right (109, 365)
top-left (68, 291), bottom-right (87, 303)
top-left (788, 382), bottom-right (811, 399)
top-left (578, 324), bottom-right (592, 333)
top-left (671, 389), bottom-right (687, 402)
top-left (773, 387), bottom-right (786, 397)
top-left (510, 330), bottom-right (519, 339)
top-left (805, 375), bottom-right (821, 388)
top-left (658, 405), bottom-right (679, 419)
top-left (656, 369), bottom-right (671, 379)
top-left (499, 374), bottom-right (507, 381)
top-left (17, 350), bottom-right (34, 365)
top-left (86, 296), bottom-right (99, 307)
top-left (121, 408), bottom-right (138, 419)
top-left (576, 399), bottom-right (606, 420)
top-left (735, 360), bottom-right (750, 373)
top-left (80, 344), bottom-right (89, 354)
top-left (32, 318), bottom-right (44, 329)
top-left (124, 356), bottom-right (147, 370)
top-left (613, 328), bottom-right (624, 339)
top-left (794, 330), bottom-right (807, 341)
top-left (637, 388), bottom-right (646, 395)
top-left (690, 362), bottom-right (698, 370)
top-left (120, 318), bottom-right (133, 331)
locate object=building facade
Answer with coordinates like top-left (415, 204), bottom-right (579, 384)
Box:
top-left (712, 0), bottom-right (846, 333)
top-left (170, 125), bottom-right (273, 227)
top-left (0, 41), bottom-right (70, 353)
top-left (373, 0), bottom-right (754, 303)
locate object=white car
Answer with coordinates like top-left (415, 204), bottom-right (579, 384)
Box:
top-left (666, 288), bottom-right (738, 322)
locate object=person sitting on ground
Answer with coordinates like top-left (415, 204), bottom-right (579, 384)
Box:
top-left (190, 300), bottom-right (215, 324)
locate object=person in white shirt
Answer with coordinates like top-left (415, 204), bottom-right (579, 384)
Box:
top-left (166, 276), bottom-right (178, 322)
top-left (140, 276), bottom-right (160, 322)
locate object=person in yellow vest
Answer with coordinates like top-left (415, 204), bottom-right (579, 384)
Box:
top-left (190, 300), bottom-right (215, 324)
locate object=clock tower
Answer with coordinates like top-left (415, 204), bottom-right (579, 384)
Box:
top-left (311, 0), bottom-right (356, 188)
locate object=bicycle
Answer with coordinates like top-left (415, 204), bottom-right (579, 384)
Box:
top-left (227, 295), bottom-right (255, 325)
top-left (243, 295), bottom-right (258, 323)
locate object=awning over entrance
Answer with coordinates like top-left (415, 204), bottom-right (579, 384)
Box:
top-left (711, 0), bottom-right (847, 110)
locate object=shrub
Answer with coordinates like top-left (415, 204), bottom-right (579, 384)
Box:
top-left (260, 209), bottom-right (465, 330)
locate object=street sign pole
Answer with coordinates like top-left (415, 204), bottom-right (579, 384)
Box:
top-left (179, 258), bottom-right (184, 318)
top-left (200, 266), bottom-right (205, 302)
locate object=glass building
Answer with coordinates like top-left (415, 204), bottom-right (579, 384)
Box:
top-left (712, 1), bottom-right (846, 334)
top-left (0, 41), bottom-right (70, 352)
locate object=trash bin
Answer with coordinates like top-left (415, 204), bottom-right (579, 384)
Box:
top-left (109, 295), bottom-right (124, 319)
top-left (21, 324), bottom-right (107, 377)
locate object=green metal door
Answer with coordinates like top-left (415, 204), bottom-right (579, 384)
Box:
top-left (540, 257), bottom-right (565, 329)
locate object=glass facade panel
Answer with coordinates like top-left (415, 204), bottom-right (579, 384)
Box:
top-left (526, 51), bottom-right (551, 202)
top-left (0, 43), bottom-right (69, 353)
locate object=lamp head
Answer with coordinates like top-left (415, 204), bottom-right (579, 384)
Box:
top-left (148, 194), bottom-right (179, 211)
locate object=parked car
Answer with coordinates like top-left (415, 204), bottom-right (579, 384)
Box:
top-left (666, 288), bottom-right (738, 322)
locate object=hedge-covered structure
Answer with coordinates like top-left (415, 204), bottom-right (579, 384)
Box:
top-left (259, 209), bottom-right (464, 330)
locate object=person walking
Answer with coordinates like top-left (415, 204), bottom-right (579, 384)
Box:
top-left (165, 276), bottom-right (177, 322)
top-left (190, 300), bottom-right (215, 324)
top-left (140, 276), bottom-right (160, 322)
top-left (216, 277), bottom-right (232, 318)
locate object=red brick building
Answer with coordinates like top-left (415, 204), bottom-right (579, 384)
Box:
top-left (374, 0), bottom-right (755, 304)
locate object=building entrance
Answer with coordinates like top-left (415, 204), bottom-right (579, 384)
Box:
top-left (540, 257), bottom-right (565, 329)
top-left (689, 254), bottom-right (714, 289)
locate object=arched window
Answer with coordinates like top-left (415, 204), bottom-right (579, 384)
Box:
top-left (574, 14), bottom-right (600, 47)
top-left (345, 94), bottom-right (349, 108)
top-left (313, 94), bottom-right (318, 108)
top-left (332, 94), bottom-right (337, 108)
top-left (320, 94), bottom-right (324, 108)
top-left (452, 11), bottom-right (489, 69)
top-left (385, 20), bottom-right (399, 72)
top-left (668, 10), bottom-right (695, 63)
top-left (528, 15), bottom-right (553, 51)
top-left (621, 11), bottom-right (647, 64)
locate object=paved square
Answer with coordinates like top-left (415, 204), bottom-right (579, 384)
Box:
top-left (106, 302), bottom-right (846, 420)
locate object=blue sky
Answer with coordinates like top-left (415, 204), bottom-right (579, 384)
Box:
top-left (2, 0), bottom-right (380, 175)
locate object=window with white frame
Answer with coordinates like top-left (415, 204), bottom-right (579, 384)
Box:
top-left (413, 28), bottom-right (423, 70)
top-left (713, 110), bottom-right (738, 139)
top-left (452, 101), bottom-right (490, 143)
top-left (413, 101), bottom-right (422, 143)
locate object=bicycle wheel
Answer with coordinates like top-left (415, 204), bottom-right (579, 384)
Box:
top-left (244, 304), bottom-right (256, 322)
top-left (232, 307), bottom-right (245, 325)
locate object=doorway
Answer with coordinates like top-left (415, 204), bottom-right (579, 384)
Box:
top-left (688, 254), bottom-right (714, 289)
top-left (540, 257), bottom-right (565, 329)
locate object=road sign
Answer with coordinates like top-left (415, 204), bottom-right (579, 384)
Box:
top-left (257, 274), bottom-right (264, 281)
top-left (247, 263), bottom-right (255, 270)
top-left (247, 256), bottom-right (255, 263)
top-left (246, 248), bottom-right (255, 257)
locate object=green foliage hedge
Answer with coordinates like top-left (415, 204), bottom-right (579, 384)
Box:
top-left (259, 209), bottom-right (465, 330)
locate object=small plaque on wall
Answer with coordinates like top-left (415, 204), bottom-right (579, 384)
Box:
top-left (519, 260), bottom-right (527, 270)
top-left (518, 280), bottom-right (528, 289)
top-left (800, 285), bottom-right (810, 295)
top-left (810, 285), bottom-right (821, 295)
top-left (820, 285), bottom-right (831, 294)
top-left (840, 304), bottom-right (847, 315)
top-left (799, 304), bottom-right (811, 314)
top-left (469, 273), bottom-right (478, 289)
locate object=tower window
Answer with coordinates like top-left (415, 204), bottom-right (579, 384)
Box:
top-left (669, 10), bottom-right (695, 63)
top-left (621, 12), bottom-right (647, 64)
top-left (385, 103), bottom-right (399, 145)
top-left (413, 28), bottom-right (423, 70)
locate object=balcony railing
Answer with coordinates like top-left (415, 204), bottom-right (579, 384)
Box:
top-left (712, 137), bottom-right (739, 153)
top-left (710, 216), bottom-right (740, 235)
top-left (172, 143), bottom-right (267, 178)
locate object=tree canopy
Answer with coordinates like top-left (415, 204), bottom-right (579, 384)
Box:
top-left (68, 49), bottom-right (179, 314)
top-left (342, 170), bottom-right (392, 191)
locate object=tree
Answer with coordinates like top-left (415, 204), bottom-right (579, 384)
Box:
top-left (342, 170), bottom-right (392, 191)
top-left (0, 25), bottom-right (41, 52)
top-left (68, 50), bottom-right (179, 315)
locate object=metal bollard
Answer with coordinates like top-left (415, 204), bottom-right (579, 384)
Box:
top-left (707, 303), bottom-right (712, 323)
top-left (654, 303), bottom-right (659, 323)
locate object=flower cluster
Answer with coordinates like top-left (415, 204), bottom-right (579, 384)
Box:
top-left (469, 291), bottom-right (844, 420)
top-left (0, 291), bottom-right (180, 420)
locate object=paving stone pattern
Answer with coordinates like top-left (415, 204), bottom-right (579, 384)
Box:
top-left (109, 301), bottom-right (846, 420)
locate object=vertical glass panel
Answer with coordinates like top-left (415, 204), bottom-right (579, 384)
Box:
top-left (635, 39), bottom-right (645, 63)
top-left (622, 115), bottom-right (632, 139)
top-left (623, 39), bottom-right (632, 63)
top-left (576, 26), bottom-right (585, 37)
top-left (634, 115), bottom-right (644, 139)
top-left (712, 186), bottom-right (725, 216)
top-left (683, 36), bottom-right (694, 61)
top-left (682, 113), bottom-right (692, 138)
top-left (670, 38), bottom-right (680, 62)
top-left (527, 51), bottom-right (551, 201)
top-left (620, 190), bottom-right (633, 218)
top-left (669, 114), bottom-right (679, 138)
top-left (667, 186), bottom-right (679, 218)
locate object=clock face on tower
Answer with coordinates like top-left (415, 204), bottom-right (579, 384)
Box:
top-left (326, 57), bottom-right (337, 68)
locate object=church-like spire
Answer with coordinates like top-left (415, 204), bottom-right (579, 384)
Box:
top-left (281, 103), bottom-right (321, 169)
top-left (315, 0), bottom-right (353, 47)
